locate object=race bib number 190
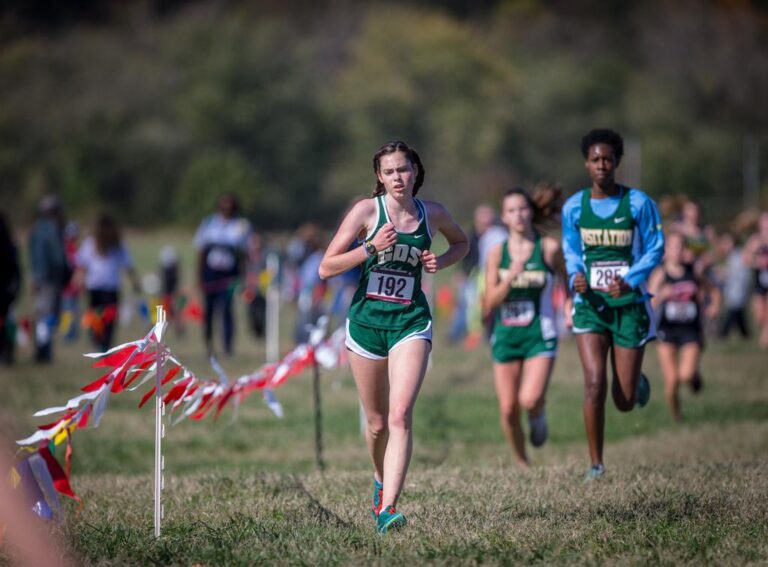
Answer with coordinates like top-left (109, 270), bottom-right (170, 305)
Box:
top-left (664, 301), bottom-right (697, 323)
top-left (589, 261), bottom-right (630, 292)
top-left (366, 268), bottom-right (415, 304)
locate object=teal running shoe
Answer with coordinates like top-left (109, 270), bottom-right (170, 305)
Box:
top-left (585, 464), bottom-right (605, 481)
top-left (377, 505), bottom-right (407, 534)
top-left (636, 373), bottom-right (651, 408)
top-left (371, 478), bottom-right (383, 519)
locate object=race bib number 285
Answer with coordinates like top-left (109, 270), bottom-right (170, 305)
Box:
top-left (589, 261), bottom-right (630, 292)
top-left (366, 268), bottom-right (415, 304)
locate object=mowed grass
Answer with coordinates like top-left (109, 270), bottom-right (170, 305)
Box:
top-left (2, 231), bottom-right (767, 565)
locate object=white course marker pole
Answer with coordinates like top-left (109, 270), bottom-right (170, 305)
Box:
top-left (154, 306), bottom-right (166, 538)
top-left (266, 253), bottom-right (280, 364)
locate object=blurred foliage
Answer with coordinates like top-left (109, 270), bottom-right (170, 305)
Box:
top-left (0, 0), bottom-right (766, 228)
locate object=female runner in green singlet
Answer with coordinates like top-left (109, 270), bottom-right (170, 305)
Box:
top-left (319, 141), bottom-right (468, 533)
top-left (484, 188), bottom-right (568, 467)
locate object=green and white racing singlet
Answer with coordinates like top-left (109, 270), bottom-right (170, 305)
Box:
top-left (492, 236), bottom-right (556, 344)
top-left (347, 195), bottom-right (433, 330)
top-left (579, 187), bottom-right (639, 308)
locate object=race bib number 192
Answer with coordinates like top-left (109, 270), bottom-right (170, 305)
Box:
top-left (589, 261), bottom-right (630, 292)
top-left (366, 268), bottom-right (415, 304)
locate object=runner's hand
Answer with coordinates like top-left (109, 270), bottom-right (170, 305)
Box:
top-left (421, 250), bottom-right (439, 273)
top-left (608, 276), bottom-right (632, 298)
top-left (371, 223), bottom-right (397, 252)
top-left (573, 272), bottom-right (588, 294)
top-left (509, 257), bottom-right (527, 277)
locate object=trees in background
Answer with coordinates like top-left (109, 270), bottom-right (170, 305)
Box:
top-left (0, 0), bottom-right (765, 227)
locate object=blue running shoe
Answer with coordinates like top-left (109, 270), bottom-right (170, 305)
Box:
top-left (690, 372), bottom-right (703, 394)
top-left (636, 373), bottom-right (651, 408)
top-left (377, 505), bottom-right (407, 534)
top-left (371, 478), bottom-right (383, 519)
top-left (585, 464), bottom-right (605, 481)
top-left (528, 410), bottom-right (548, 448)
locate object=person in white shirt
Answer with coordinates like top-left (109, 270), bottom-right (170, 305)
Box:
top-left (194, 193), bottom-right (252, 356)
top-left (75, 215), bottom-right (140, 351)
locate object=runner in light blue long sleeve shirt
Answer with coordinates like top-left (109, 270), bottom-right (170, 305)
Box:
top-left (562, 187), bottom-right (664, 301)
top-left (565, 128), bottom-right (664, 482)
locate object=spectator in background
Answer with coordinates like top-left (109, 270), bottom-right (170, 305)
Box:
top-left (194, 193), bottom-right (251, 356)
top-left (463, 204), bottom-right (507, 349)
top-left (75, 214), bottom-right (141, 352)
top-left (60, 221), bottom-right (81, 342)
top-left (673, 199), bottom-right (716, 271)
top-left (0, 211), bottom-right (21, 365)
top-left (447, 214), bottom-right (480, 343)
top-left (284, 223), bottom-right (320, 303)
top-left (244, 232), bottom-right (268, 338)
top-left (159, 245), bottom-right (183, 336)
top-left (716, 231), bottom-right (751, 339)
top-left (293, 224), bottom-right (326, 343)
top-left (743, 211), bottom-right (768, 349)
top-left (28, 195), bottom-right (69, 363)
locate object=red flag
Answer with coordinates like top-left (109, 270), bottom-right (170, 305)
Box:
top-left (163, 377), bottom-right (194, 405)
top-left (81, 371), bottom-right (112, 393)
top-left (138, 365), bottom-right (182, 408)
top-left (91, 344), bottom-right (138, 368)
top-left (214, 387), bottom-right (236, 420)
top-left (37, 445), bottom-right (81, 504)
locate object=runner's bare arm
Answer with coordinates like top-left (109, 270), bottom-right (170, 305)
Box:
top-left (742, 235), bottom-right (758, 268)
top-left (543, 237), bottom-right (570, 297)
top-left (320, 200), bottom-right (372, 280)
top-left (420, 201), bottom-right (468, 273)
top-left (646, 266), bottom-right (666, 309)
top-left (701, 272), bottom-right (722, 320)
top-left (484, 242), bottom-right (516, 311)
top-left (319, 200), bottom-right (397, 279)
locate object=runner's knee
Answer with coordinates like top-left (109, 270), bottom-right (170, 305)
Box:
top-left (388, 405), bottom-right (413, 432)
top-left (583, 373), bottom-right (606, 404)
top-left (367, 414), bottom-right (388, 438)
top-left (518, 392), bottom-right (539, 412)
top-left (612, 383), bottom-right (635, 411)
top-left (499, 400), bottom-right (521, 421)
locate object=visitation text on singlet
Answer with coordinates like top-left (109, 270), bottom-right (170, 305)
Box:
top-left (578, 187), bottom-right (640, 308)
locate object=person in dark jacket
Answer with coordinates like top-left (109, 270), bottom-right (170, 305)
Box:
top-left (0, 211), bottom-right (21, 364)
top-left (28, 195), bottom-right (69, 363)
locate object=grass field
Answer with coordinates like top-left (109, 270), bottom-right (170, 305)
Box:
top-left (2, 232), bottom-right (767, 565)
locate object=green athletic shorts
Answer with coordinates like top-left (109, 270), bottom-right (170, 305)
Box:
top-left (572, 299), bottom-right (655, 348)
top-left (345, 319), bottom-right (432, 360)
top-left (491, 327), bottom-right (557, 363)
